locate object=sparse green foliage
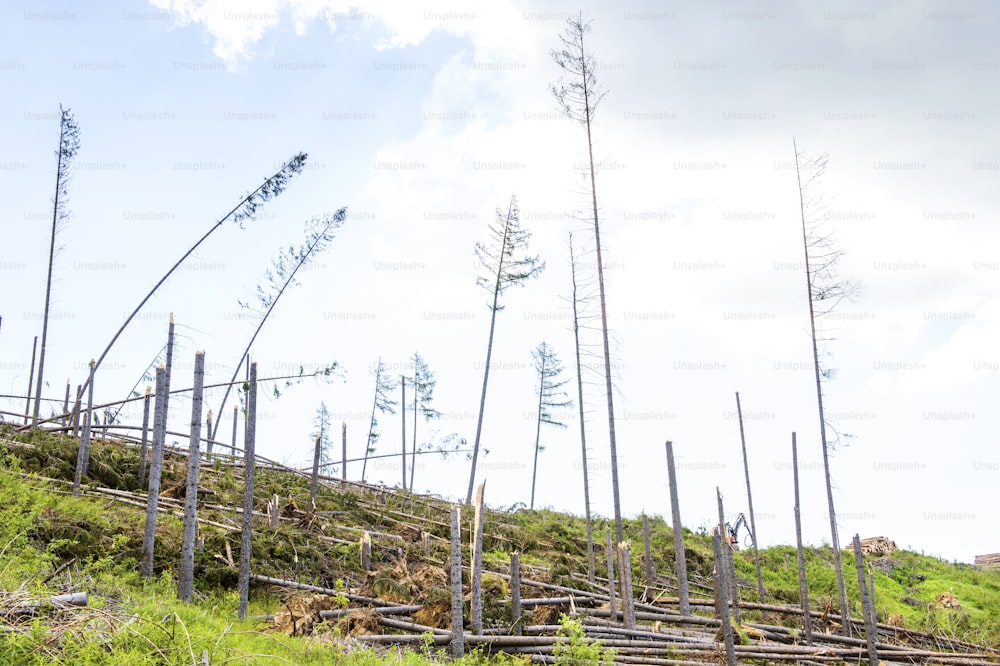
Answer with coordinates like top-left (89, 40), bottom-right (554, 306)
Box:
top-left (212, 209), bottom-right (348, 439)
top-left (362, 357), bottom-right (399, 482)
top-left (313, 402), bottom-right (333, 472)
top-left (553, 614), bottom-right (615, 665)
top-left (467, 195), bottom-right (545, 503)
top-left (32, 104), bottom-right (81, 428)
top-left (83, 152), bottom-right (310, 393)
top-left (408, 352), bottom-right (441, 489)
top-left (529, 341), bottom-right (572, 509)
top-left (551, 13), bottom-right (624, 543)
top-left (794, 141), bottom-right (863, 634)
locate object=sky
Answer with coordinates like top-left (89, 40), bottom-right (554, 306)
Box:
top-left (1, 0), bottom-right (997, 564)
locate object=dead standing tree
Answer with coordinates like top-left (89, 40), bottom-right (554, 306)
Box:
top-left (76, 153), bottom-right (307, 397)
top-left (529, 341), bottom-right (572, 510)
top-left (552, 14), bottom-right (625, 542)
top-left (32, 105), bottom-right (80, 427)
top-left (362, 357), bottom-right (398, 483)
top-left (566, 231), bottom-right (599, 583)
top-left (793, 139), bottom-right (861, 634)
top-left (210, 209), bottom-right (347, 441)
top-left (408, 351), bottom-right (441, 490)
top-left (465, 195), bottom-right (544, 503)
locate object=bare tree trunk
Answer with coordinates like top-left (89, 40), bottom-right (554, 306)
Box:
top-left (735, 392), bottom-right (765, 602)
top-left (341, 421), bottom-right (347, 481)
top-left (868, 571), bottom-right (877, 630)
top-left (360, 532), bottom-right (372, 571)
top-left (310, 434), bottom-right (322, 509)
top-left (853, 534), bottom-right (879, 665)
top-left (72, 386), bottom-right (81, 438)
top-left (716, 487), bottom-right (740, 624)
top-left (606, 526), bottom-right (617, 624)
top-left (138, 387), bottom-right (152, 488)
top-left (642, 512), bottom-right (654, 601)
top-left (62, 382), bottom-right (70, 427)
top-left (72, 360), bottom-right (95, 496)
top-left (511, 551), bottom-right (522, 635)
top-left (794, 141), bottom-right (850, 634)
top-left (400, 376), bottom-right (406, 490)
top-left (142, 366), bottom-right (168, 579)
top-left (83, 157), bottom-right (306, 399)
top-left (569, 234), bottom-right (595, 584)
top-left (410, 382), bottom-right (417, 490)
top-left (530, 370), bottom-right (545, 510)
top-left (24, 336), bottom-right (37, 425)
top-left (466, 222), bottom-right (507, 505)
top-left (792, 432), bottom-right (813, 645)
top-left (471, 482), bottom-right (486, 635)
top-left (205, 410), bottom-right (213, 455)
top-left (449, 507), bottom-right (464, 658)
top-left (237, 362), bottom-right (258, 621)
top-left (665, 441), bottom-right (690, 615)
top-left (617, 542), bottom-right (636, 630)
top-left (712, 530), bottom-right (738, 666)
top-left (33, 108), bottom-right (78, 427)
top-left (179, 351), bottom-right (205, 602)
top-left (231, 405), bottom-right (238, 455)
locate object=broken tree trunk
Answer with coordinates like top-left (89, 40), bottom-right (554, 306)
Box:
top-left (237, 362), bottom-right (258, 621)
top-left (449, 507), bottom-right (464, 658)
top-left (716, 487), bottom-right (740, 624)
top-left (606, 526), bottom-right (617, 624)
top-left (665, 440), bottom-right (691, 616)
top-left (179, 351), bottom-right (205, 602)
top-left (642, 512), bottom-right (655, 601)
top-left (735, 391), bottom-right (766, 602)
top-left (792, 432), bottom-right (813, 645)
top-left (141, 365), bottom-right (168, 579)
top-left (471, 482), bottom-right (486, 635)
top-left (617, 541), bottom-right (637, 630)
top-left (853, 534), bottom-right (879, 666)
top-left (712, 529), bottom-right (738, 666)
top-left (137, 386), bottom-right (152, 488)
top-left (310, 433), bottom-right (321, 509)
top-left (511, 551), bottom-right (522, 635)
top-left (72, 360), bottom-right (95, 495)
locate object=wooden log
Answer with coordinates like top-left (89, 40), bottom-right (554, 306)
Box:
top-left (379, 616), bottom-right (451, 635)
top-left (5, 592), bottom-right (89, 616)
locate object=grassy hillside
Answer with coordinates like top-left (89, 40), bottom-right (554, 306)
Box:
top-left (1, 423), bottom-right (998, 664)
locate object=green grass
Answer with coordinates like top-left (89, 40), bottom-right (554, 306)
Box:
top-left (2, 423), bottom-right (999, 663)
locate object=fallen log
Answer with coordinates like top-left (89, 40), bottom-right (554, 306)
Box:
top-left (4, 592), bottom-right (88, 617)
top-left (248, 574), bottom-right (401, 608)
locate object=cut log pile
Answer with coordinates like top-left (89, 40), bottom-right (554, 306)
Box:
top-left (975, 553), bottom-right (1000, 569)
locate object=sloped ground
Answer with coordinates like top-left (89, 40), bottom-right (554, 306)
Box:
top-left (1, 423), bottom-right (999, 664)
